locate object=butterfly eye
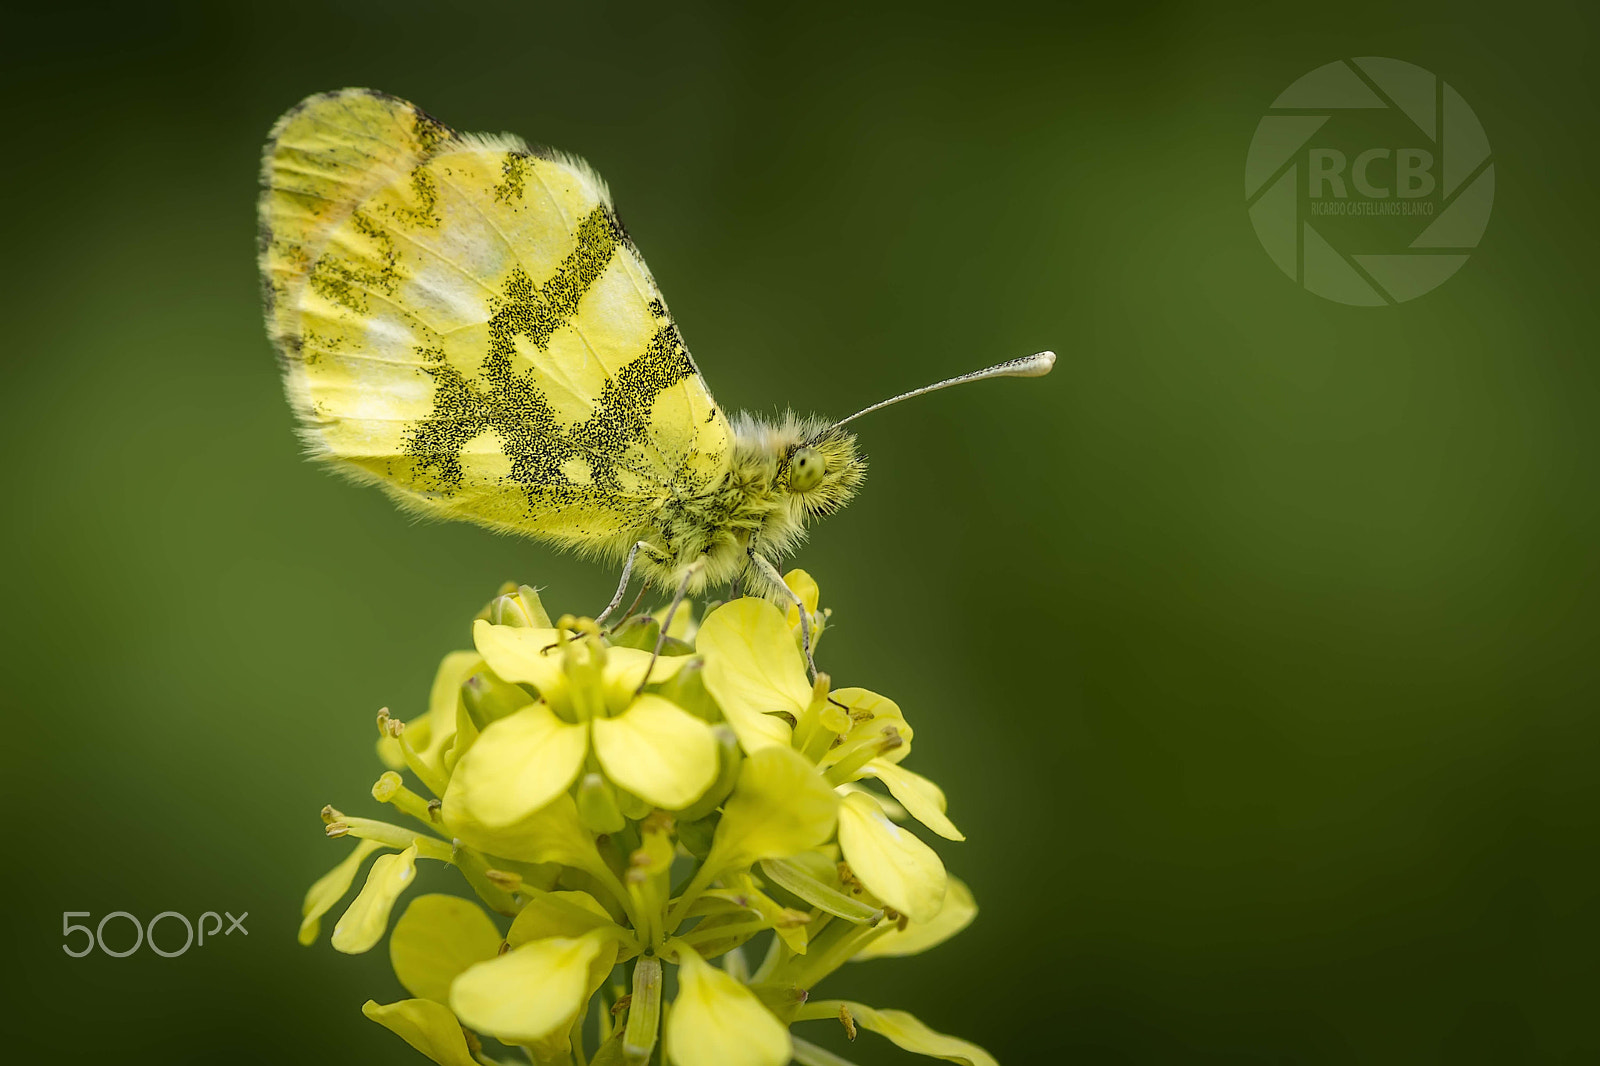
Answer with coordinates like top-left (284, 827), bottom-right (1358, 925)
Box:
top-left (789, 447), bottom-right (825, 492)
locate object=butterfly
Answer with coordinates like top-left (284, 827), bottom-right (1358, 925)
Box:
top-left (258, 89), bottom-right (1052, 653)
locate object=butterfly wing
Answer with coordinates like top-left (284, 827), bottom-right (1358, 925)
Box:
top-left (258, 89), bottom-right (731, 551)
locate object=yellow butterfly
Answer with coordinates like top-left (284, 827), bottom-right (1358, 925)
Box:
top-left (258, 89), bottom-right (1051, 646)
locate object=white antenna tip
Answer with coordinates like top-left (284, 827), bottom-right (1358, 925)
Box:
top-left (1017, 351), bottom-right (1056, 377)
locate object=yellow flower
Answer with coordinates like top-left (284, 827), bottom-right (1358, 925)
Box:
top-left (837, 792), bottom-right (947, 922)
top-left (697, 596), bottom-right (953, 925)
top-left (852, 876), bottom-right (979, 960)
top-left (450, 928), bottom-right (616, 1047)
top-left (299, 837), bottom-right (383, 946)
top-left (445, 620), bottom-right (717, 823)
top-left (793, 1000), bottom-right (999, 1066)
top-left (376, 644), bottom-right (536, 797)
top-left (332, 844), bottom-right (418, 954)
top-left (384, 886), bottom-right (637, 1059)
top-left (301, 575), bottom-right (997, 1066)
top-left (665, 945), bottom-right (791, 1066)
top-left (388, 894), bottom-right (502, 1003)
top-left (706, 744), bottom-right (840, 870)
top-left (696, 598), bottom-right (807, 752)
top-left (361, 999), bottom-right (479, 1066)
top-left (783, 567), bottom-right (826, 648)
top-left (665, 744), bottom-right (840, 932)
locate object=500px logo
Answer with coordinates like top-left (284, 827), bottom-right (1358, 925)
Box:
top-left (1245, 58), bottom-right (1494, 305)
top-left (62, 910), bottom-right (248, 958)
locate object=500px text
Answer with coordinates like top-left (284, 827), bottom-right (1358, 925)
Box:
top-left (62, 910), bottom-right (248, 957)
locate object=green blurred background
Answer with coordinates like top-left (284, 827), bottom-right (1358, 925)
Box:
top-left (6, 0), bottom-right (1596, 1061)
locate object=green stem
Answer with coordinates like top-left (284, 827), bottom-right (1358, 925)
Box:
top-left (589, 862), bottom-right (650, 938)
top-left (396, 729), bottom-right (450, 798)
top-left (678, 918), bottom-right (773, 948)
top-left (792, 999), bottom-right (851, 1022)
top-left (769, 919), bottom-right (893, 990)
top-left (751, 926), bottom-right (794, 985)
top-left (662, 859), bottom-right (720, 932)
top-left (332, 816), bottom-right (453, 861)
top-left (451, 845), bottom-right (521, 916)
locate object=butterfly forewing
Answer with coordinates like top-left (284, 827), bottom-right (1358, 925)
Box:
top-left (259, 89), bottom-right (731, 548)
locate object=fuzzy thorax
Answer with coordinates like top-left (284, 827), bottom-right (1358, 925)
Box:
top-left (635, 412), bottom-right (866, 594)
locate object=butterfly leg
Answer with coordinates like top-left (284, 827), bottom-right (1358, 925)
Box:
top-left (635, 558), bottom-right (704, 695)
top-left (597, 541), bottom-right (659, 627)
top-left (750, 553), bottom-right (818, 681)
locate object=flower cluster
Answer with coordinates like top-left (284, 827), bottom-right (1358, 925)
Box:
top-left (301, 572), bottom-right (994, 1066)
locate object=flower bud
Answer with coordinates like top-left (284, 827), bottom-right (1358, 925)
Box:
top-left (655, 657), bottom-right (721, 722)
top-left (677, 814), bottom-right (718, 859)
top-left (575, 772), bottom-right (626, 834)
top-left (461, 670), bottom-right (532, 727)
top-left (610, 615), bottom-right (694, 658)
top-left (607, 614), bottom-right (660, 652)
top-left (480, 583), bottom-right (553, 629)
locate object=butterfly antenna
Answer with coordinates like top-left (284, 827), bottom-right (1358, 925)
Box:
top-left (827, 351), bottom-right (1056, 431)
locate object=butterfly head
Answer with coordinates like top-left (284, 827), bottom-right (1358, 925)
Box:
top-left (727, 412), bottom-right (867, 529)
top-left (786, 424), bottom-right (866, 517)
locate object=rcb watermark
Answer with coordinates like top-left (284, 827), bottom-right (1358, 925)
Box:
top-left (1245, 58), bottom-right (1493, 305)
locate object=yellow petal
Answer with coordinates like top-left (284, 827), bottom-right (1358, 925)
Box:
top-left (362, 998), bottom-right (478, 1066)
top-left (652, 599), bottom-right (697, 639)
top-left (715, 694), bottom-right (794, 755)
top-left (415, 650), bottom-right (486, 768)
top-left (665, 945), bottom-right (790, 1066)
top-left (299, 838), bottom-right (384, 945)
top-left (707, 746), bottom-right (839, 871)
top-left (783, 569), bottom-right (820, 625)
top-left (332, 844), bottom-right (418, 954)
top-left (603, 645), bottom-right (690, 695)
top-left (592, 695), bottom-right (719, 810)
top-left (863, 761), bottom-right (963, 841)
top-left (837, 781), bottom-right (907, 820)
top-left (431, 651), bottom-right (487, 713)
top-left (472, 619), bottom-right (570, 695)
top-left (389, 894), bottom-right (503, 1003)
top-left (449, 930), bottom-right (611, 1044)
top-left (697, 599), bottom-right (809, 752)
top-left (827, 688), bottom-right (914, 766)
top-left (444, 703), bottom-right (588, 828)
top-left (853, 877), bottom-right (977, 960)
top-left (376, 735), bottom-right (406, 770)
top-left (506, 889), bottom-right (615, 947)
top-left (833, 1002), bottom-right (997, 1066)
top-left (836, 793), bottom-right (946, 923)
top-left (444, 791), bottom-right (606, 876)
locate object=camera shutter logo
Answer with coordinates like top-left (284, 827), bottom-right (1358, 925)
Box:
top-left (1245, 58), bottom-right (1494, 305)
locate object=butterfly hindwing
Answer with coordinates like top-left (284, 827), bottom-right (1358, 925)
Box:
top-left (259, 89), bottom-right (731, 549)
